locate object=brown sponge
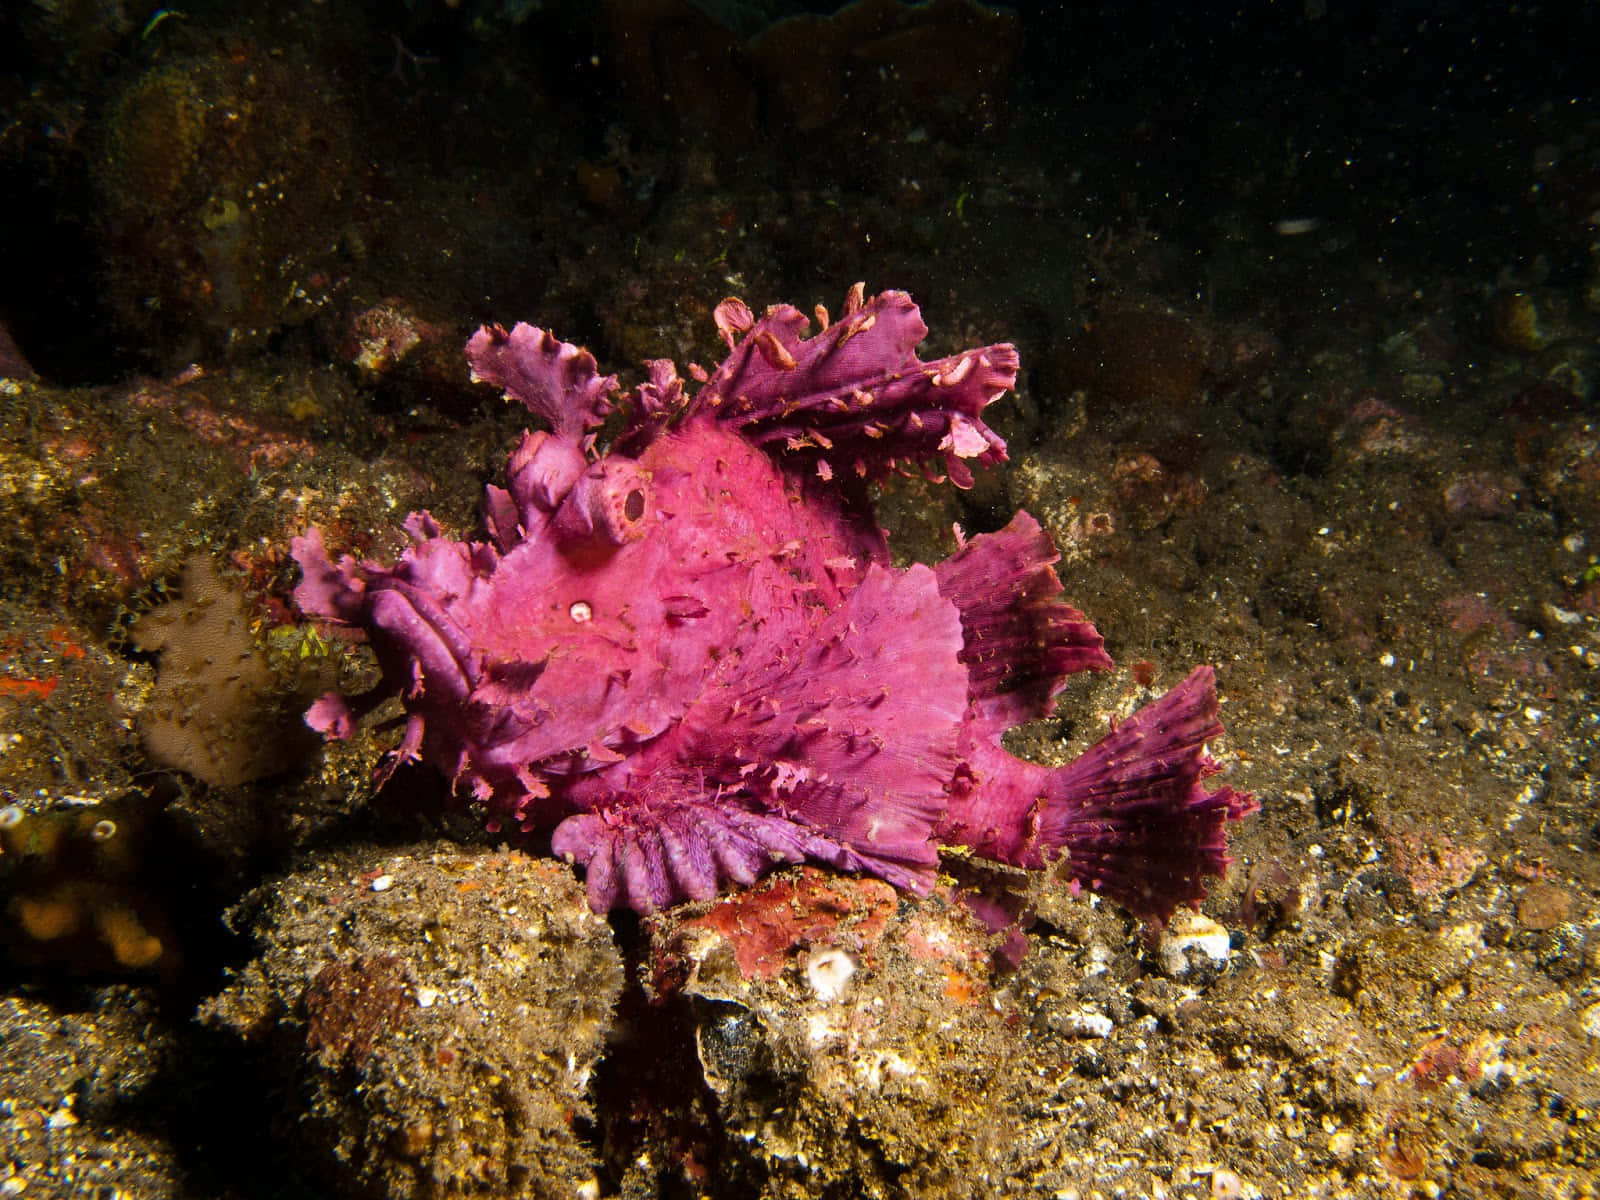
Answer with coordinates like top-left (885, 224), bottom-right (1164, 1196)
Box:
top-left (131, 556), bottom-right (307, 787)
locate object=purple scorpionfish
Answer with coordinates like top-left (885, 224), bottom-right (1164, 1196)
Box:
top-left (293, 285), bottom-right (1255, 922)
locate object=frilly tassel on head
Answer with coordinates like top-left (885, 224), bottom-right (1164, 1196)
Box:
top-left (466, 322), bottom-right (617, 439)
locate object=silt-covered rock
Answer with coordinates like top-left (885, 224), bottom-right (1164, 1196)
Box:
top-left (203, 845), bottom-right (623, 1199)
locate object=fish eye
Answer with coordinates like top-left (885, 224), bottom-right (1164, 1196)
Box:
top-left (623, 488), bottom-right (645, 521)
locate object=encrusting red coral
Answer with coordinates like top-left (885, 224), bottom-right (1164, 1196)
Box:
top-left (292, 285), bottom-right (1254, 923)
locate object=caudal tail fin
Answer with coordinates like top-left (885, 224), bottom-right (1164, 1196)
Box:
top-left (947, 666), bottom-right (1256, 924)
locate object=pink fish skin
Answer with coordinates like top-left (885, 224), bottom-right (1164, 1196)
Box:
top-left (293, 286), bottom-right (1254, 922)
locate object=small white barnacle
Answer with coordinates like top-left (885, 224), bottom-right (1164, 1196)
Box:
top-left (569, 600), bottom-right (593, 623)
top-left (90, 819), bottom-right (118, 842)
top-left (804, 946), bottom-right (857, 1003)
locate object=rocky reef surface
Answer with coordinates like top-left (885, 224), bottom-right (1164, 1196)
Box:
top-left (1, 2), bottom-right (1598, 1198)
